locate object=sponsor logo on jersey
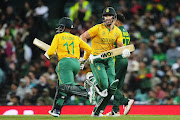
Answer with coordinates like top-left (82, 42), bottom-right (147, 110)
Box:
top-left (97, 66), bottom-right (101, 70)
top-left (101, 38), bottom-right (116, 42)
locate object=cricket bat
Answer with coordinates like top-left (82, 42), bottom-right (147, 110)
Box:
top-left (33, 38), bottom-right (50, 51)
top-left (92, 44), bottom-right (135, 59)
top-left (33, 38), bottom-right (135, 59)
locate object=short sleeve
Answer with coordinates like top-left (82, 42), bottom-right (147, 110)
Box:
top-left (88, 25), bottom-right (99, 38)
top-left (116, 29), bottom-right (123, 43)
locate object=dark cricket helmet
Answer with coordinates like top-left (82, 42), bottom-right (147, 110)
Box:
top-left (56, 17), bottom-right (74, 33)
top-left (102, 7), bottom-right (117, 18)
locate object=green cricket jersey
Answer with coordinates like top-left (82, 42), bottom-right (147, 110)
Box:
top-left (115, 26), bottom-right (130, 59)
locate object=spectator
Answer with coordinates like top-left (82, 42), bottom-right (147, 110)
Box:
top-left (7, 96), bottom-right (20, 106)
top-left (146, 0), bottom-right (164, 19)
top-left (23, 98), bottom-right (32, 105)
top-left (34, 0), bottom-right (49, 20)
top-left (36, 75), bottom-right (49, 95)
top-left (154, 84), bottom-right (166, 100)
top-left (166, 42), bottom-right (180, 66)
top-left (5, 6), bottom-right (16, 25)
top-left (153, 45), bottom-right (166, 62)
top-left (140, 22), bottom-right (153, 39)
top-left (48, 80), bottom-right (56, 99)
top-left (47, 64), bottom-right (56, 81)
top-left (34, 0), bottom-right (49, 34)
top-left (130, 0), bottom-right (143, 14)
top-left (23, 89), bottom-right (33, 105)
top-left (14, 32), bottom-right (24, 66)
top-left (134, 89), bottom-right (148, 102)
top-left (134, 42), bottom-right (153, 64)
top-left (37, 99), bottom-right (45, 105)
top-left (158, 35), bottom-right (171, 53)
top-left (16, 78), bottom-right (32, 102)
top-left (139, 11), bottom-right (155, 29)
top-left (24, 75), bottom-right (35, 89)
top-left (0, 22), bottom-right (7, 38)
top-left (168, 20), bottom-right (180, 46)
top-left (69, 0), bottom-right (91, 26)
top-left (28, 71), bottom-right (39, 85)
top-left (165, 97), bottom-right (174, 105)
top-left (150, 66), bottom-right (161, 90)
top-left (30, 86), bottom-right (39, 105)
top-left (6, 83), bottom-right (18, 101)
top-left (6, 60), bottom-right (18, 85)
top-left (153, 22), bottom-right (167, 40)
top-left (20, 2), bottom-right (33, 21)
top-left (138, 61), bottom-right (152, 92)
top-left (36, 88), bottom-right (53, 105)
top-left (147, 90), bottom-right (157, 104)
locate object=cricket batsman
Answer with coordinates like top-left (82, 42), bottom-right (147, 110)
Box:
top-left (44, 17), bottom-right (94, 117)
top-left (80, 7), bottom-right (131, 117)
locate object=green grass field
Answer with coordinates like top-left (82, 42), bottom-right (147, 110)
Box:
top-left (0, 115), bottom-right (180, 120)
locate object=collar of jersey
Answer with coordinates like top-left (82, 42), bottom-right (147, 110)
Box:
top-left (118, 26), bottom-right (124, 29)
top-left (103, 23), bottom-right (114, 32)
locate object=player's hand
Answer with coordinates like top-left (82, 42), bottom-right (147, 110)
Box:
top-left (44, 51), bottom-right (50, 59)
top-left (122, 49), bottom-right (130, 58)
top-left (87, 54), bottom-right (94, 64)
top-left (79, 57), bottom-right (86, 70)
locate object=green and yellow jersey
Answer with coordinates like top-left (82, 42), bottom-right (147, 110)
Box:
top-left (47, 32), bottom-right (92, 60)
top-left (88, 23), bottom-right (123, 55)
top-left (115, 26), bottom-right (130, 59)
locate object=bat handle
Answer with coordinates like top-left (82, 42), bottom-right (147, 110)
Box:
top-left (92, 55), bottom-right (101, 60)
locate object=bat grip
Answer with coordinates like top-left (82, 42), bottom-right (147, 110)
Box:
top-left (92, 55), bottom-right (101, 60)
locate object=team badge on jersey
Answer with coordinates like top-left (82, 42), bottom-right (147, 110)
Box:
top-left (102, 31), bottom-right (105, 35)
top-left (106, 8), bottom-right (109, 12)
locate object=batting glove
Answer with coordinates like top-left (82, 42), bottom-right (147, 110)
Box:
top-left (87, 54), bottom-right (94, 64)
top-left (122, 49), bottom-right (130, 58)
top-left (44, 51), bottom-right (50, 59)
top-left (79, 57), bottom-right (86, 70)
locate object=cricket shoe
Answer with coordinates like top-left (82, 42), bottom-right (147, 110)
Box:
top-left (106, 111), bottom-right (120, 117)
top-left (123, 99), bottom-right (134, 115)
top-left (91, 111), bottom-right (104, 117)
top-left (48, 109), bottom-right (60, 117)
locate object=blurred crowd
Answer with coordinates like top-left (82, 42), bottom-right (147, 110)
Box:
top-left (0, 0), bottom-right (180, 106)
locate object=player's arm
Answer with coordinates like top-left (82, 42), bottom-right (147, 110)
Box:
top-left (80, 31), bottom-right (91, 43)
top-left (80, 25), bottom-right (99, 42)
top-left (116, 30), bottom-right (124, 48)
top-left (46, 35), bottom-right (58, 58)
top-left (117, 41), bottom-right (124, 47)
top-left (79, 38), bottom-right (92, 60)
